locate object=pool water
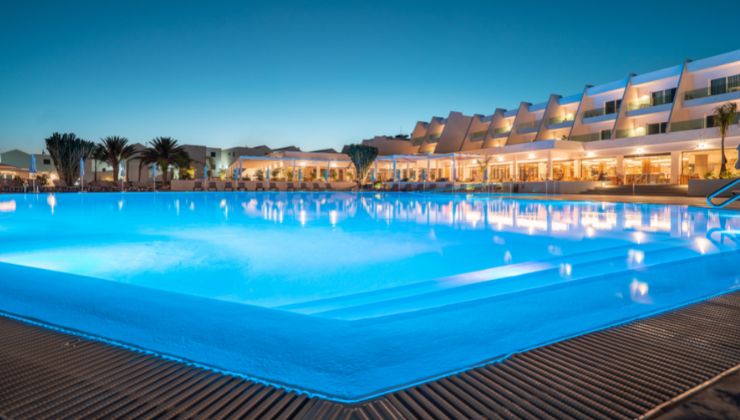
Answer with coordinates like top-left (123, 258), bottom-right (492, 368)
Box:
top-left (0, 192), bottom-right (738, 401)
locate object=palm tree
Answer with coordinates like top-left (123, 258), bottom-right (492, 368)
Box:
top-left (44, 132), bottom-right (96, 186)
top-left (139, 137), bottom-right (191, 184)
top-left (345, 144), bottom-right (379, 187)
top-left (91, 144), bottom-right (105, 183)
top-left (99, 136), bottom-right (138, 183)
top-left (713, 102), bottom-right (738, 176)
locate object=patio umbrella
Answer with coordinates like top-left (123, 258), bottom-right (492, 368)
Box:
top-left (371, 168), bottom-right (375, 182)
top-left (204, 163), bottom-right (209, 180)
top-left (266, 167), bottom-right (270, 181)
top-left (233, 168), bottom-right (238, 180)
top-left (151, 163), bottom-right (157, 191)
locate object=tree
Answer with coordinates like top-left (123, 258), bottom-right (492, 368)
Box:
top-left (99, 136), bottom-right (138, 182)
top-left (713, 102), bottom-right (738, 176)
top-left (44, 132), bottom-right (96, 186)
top-left (139, 137), bottom-right (190, 184)
top-left (91, 144), bottom-right (106, 183)
top-left (345, 144), bottom-right (379, 187)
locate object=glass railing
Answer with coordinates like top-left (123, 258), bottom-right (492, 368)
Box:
top-left (582, 108), bottom-right (605, 118)
top-left (469, 130), bottom-right (487, 141)
top-left (670, 118), bottom-right (706, 132)
top-left (684, 85), bottom-right (740, 100)
top-left (568, 132), bottom-right (602, 142)
top-left (492, 127), bottom-right (511, 136)
top-left (411, 136), bottom-right (426, 145)
top-left (548, 116), bottom-right (574, 125)
top-left (516, 119), bottom-right (542, 133)
top-left (427, 133), bottom-right (441, 143)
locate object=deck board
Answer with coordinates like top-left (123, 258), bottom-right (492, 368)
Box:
top-left (0, 292), bottom-right (739, 419)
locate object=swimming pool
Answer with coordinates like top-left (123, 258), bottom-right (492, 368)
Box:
top-left (0, 192), bottom-right (738, 402)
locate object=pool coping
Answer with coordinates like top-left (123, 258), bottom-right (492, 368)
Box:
top-left (0, 291), bottom-right (739, 418)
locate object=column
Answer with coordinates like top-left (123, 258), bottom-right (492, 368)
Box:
top-left (392, 158), bottom-right (397, 182)
top-left (616, 155), bottom-right (624, 184)
top-left (670, 151), bottom-right (680, 184)
top-left (547, 151), bottom-right (553, 181)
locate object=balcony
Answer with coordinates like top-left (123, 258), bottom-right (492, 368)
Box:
top-left (515, 119), bottom-right (542, 134)
top-left (491, 127), bottom-right (511, 138)
top-left (582, 107), bottom-right (618, 123)
top-left (468, 130), bottom-right (487, 142)
top-left (568, 132), bottom-right (602, 142)
top-left (625, 101), bottom-right (673, 117)
top-left (411, 136), bottom-right (426, 146)
top-left (547, 116), bottom-right (574, 129)
top-left (671, 114), bottom-right (740, 132)
top-left (427, 133), bottom-right (442, 143)
top-left (683, 85), bottom-right (740, 106)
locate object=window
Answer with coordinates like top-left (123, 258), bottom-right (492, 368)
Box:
top-left (651, 88), bottom-right (676, 106)
top-left (43, 159), bottom-right (51, 165)
top-left (600, 129), bottom-right (612, 140)
top-left (729, 74), bottom-right (740, 92)
top-left (210, 152), bottom-right (216, 158)
top-left (604, 99), bottom-right (622, 115)
top-left (647, 122), bottom-right (668, 135)
top-left (710, 77), bottom-right (727, 95)
top-left (706, 115), bottom-right (716, 128)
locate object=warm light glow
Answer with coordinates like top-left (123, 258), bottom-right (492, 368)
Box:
top-left (586, 152), bottom-right (595, 158)
top-left (496, 156), bottom-right (504, 162)
top-left (527, 153), bottom-right (535, 159)
top-left (695, 143), bottom-right (708, 150)
top-left (635, 147), bottom-right (645, 155)
top-left (0, 200), bottom-right (16, 213)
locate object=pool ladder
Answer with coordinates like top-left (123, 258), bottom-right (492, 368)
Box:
top-left (706, 178), bottom-right (740, 208)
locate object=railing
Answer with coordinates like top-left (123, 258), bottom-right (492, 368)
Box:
top-left (492, 127), bottom-right (511, 137)
top-left (706, 178), bottom-right (740, 208)
top-left (684, 85), bottom-right (740, 101)
top-left (582, 108), bottom-right (605, 118)
top-left (670, 118), bottom-right (706, 132)
top-left (548, 116), bottom-right (574, 126)
top-left (427, 133), bottom-right (441, 143)
top-left (516, 119), bottom-right (542, 133)
top-left (411, 136), bottom-right (426, 145)
top-left (568, 132), bottom-right (602, 142)
top-left (469, 130), bottom-right (487, 141)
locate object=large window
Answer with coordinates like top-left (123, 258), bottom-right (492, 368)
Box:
top-left (552, 161), bottom-right (576, 181)
top-left (651, 88), bottom-right (676, 106)
top-left (710, 73), bottom-right (740, 95)
top-left (580, 158), bottom-right (616, 182)
top-left (682, 149), bottom-right (739, 181)
top-left (517, 162), bottom-right (546, 182)
top-left (647, 122), bottom-right (668, 135)
top-left (604, 99), bottom-right (622, 115)
top-left (624, 154), bottom-right (671, 184)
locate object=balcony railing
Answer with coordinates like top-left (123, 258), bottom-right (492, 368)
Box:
top-left (492, 127), bottom-right (511, 136)
top-left (671, 114), bottom-right (740, 132)
top-left (684, 85), bottom-right (740, 101)
top-left (516, 119), bottom-right (542, 133)
top-left (427, 133), bottom-right (441, 143)
top-left (548, 116), bottom-right (574, 126)
top-left (469, 130), bottom-right (487, 141)
top-left (583, 107), bottom-right (618, 119)
top-left (670, 118), bottom-right (706, 132)
top-left (411, 136), bottom-right (426, 146)
top-left (568, 132), bottom-right (602, 142)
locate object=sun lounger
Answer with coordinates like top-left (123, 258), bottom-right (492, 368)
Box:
top-left (256, 182), bottom-right (265, 192)
top-left (207, 181), bottom-right (218, 191)
top-left (224, 181), bottom-right (234, 191)
top-left (286, 182), bottom-right (296, 191)
top-left (269, 182), bottom-right (278, 191)
top-left (300, 182), bottom-right (311, 191)
top-left (237, 182), bottom-right (246, 191)
top-left (312, 182), bottom-right (322, 191)
top-left (193, 181), bottom-right (203, 191)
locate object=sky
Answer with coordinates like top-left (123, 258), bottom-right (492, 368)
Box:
top-left (1, 0), bottom-right (738, 153)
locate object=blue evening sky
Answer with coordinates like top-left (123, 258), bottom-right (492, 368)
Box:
top-left (1, 0), bottom-right (737, 153)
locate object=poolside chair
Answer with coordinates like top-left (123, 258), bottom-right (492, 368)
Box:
top-left (268, 182), bottom-right (278, 191)
top-left (312, 182), bottom-right (323, 191)
top-left (224, 181), bottom-right (234, 191)
top-left (325, 182), bottom-right (334, 191)
top-left (286, 182), bottom-right (296, 192)
top-left (193, 181), bottom-right (203, 191)
top-left (237, 181), bottom-right (247, 191)
top-left (255, 182), bottom-right (265, 192)
top-left (300, 182), bottom-right (311, 191)
top-left (207, 181), bottom-right (218, 191)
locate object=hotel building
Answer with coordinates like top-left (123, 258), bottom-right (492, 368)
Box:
top-left (363, 49), bottom-right (740, 186)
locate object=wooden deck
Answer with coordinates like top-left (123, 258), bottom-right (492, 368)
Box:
top-left (1, 292), bottom-right (739, 419)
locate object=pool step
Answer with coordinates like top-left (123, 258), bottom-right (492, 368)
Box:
top-left (277, 240), bottom-right (709, 319)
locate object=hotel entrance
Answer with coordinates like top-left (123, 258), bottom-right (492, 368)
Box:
top-left (624, 154), bottom-right (671, 184)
